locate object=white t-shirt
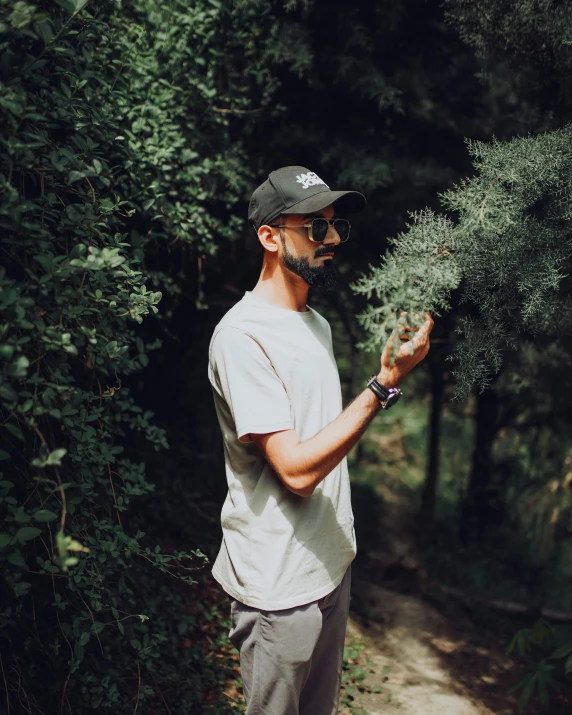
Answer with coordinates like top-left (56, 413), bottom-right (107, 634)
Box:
top-left (207, 290), bottom-right (356, 611)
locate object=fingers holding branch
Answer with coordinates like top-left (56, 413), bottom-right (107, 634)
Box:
top-left (383, 310), bottom-right (434, 367)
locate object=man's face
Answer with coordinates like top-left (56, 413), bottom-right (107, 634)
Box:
top-left (275, 205), bottom-right (341, 291)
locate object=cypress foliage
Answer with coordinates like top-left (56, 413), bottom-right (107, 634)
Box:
top-left (353, 124), bottom-right (572, 396)
top-left (350, 209), bottom-right (460, 349)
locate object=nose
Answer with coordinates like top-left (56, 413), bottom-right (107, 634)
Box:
top-left (323, 223), bottom-right (341, 248)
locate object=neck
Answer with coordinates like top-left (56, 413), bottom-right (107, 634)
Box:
top-left (251, 257), bottom-right (309, 312)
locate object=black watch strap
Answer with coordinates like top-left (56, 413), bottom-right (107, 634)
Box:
top-left (366, 375), bottom-right (390, 401)
top-left (367, 375), bottom-right (402, 410)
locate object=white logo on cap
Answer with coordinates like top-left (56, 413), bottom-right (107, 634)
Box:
top-left (296, 172), bottom-right (329, 190)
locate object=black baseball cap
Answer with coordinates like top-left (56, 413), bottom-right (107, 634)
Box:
top-left (248, 166), bottom-right (366, 232)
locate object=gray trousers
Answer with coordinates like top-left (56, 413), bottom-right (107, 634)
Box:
top-left (228, 566), bottom-right (351, 715)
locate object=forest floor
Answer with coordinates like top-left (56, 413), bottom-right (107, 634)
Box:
top-left (340, 480), bottom-right (543, 715)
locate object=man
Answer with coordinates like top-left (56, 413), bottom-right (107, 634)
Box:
top-left (207, 166), bottom-right (433, 714)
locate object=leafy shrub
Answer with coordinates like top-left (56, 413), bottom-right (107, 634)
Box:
top-left (507, 619), bottom-right (572, 710)
top-left (0, 0), bottom-right (277, 711)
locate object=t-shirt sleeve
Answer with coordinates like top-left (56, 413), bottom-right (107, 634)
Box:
top-left (209, 327), bottom-right (294, 443)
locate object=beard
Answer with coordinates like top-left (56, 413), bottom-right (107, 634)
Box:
top-left (279, 234), bottom-right (339, 291)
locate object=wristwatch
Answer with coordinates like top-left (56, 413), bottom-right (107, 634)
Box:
top-left (367, 375), bottom-right (402, 410)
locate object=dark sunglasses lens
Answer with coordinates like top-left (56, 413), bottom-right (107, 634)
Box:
top-left (311, 218), bottom-right (329, 242)
top-left (334, 219), bottom-right (350, 242)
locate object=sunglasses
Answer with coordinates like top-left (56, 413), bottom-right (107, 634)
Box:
top-left (269, 217), bottom-right (351, 243)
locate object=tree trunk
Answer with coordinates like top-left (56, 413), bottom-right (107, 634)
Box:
top-left (460, 387), bottom-right (500, 544)
top-left (418, 360), bottom-right (445, 540)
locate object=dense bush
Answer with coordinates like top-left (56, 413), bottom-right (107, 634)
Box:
top-left (0, 0), bottom-right (277, 711)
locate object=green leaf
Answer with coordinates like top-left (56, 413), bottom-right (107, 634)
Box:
top-left (16, 526), bottom-right (42, 542)
top-left (20, 399), bottom-right (33, 413)
top-left (74, 641), bottom-right (85, 661)
top-left (13, 581), bottom-right (31, 597)
top-left (35, 19), bottom-right (54, 45)
top-left (8, 1), bottom-right (36, 29)
top-left (68, 170), bottom-right (86, 184)
top-left (7, 552), bottom-right (26, 567)
top-left (0, 533), bottom-right (14, 548)
top-left (550, 640), bottom-right (572, 659)
top-left (0, 384), bottom-right (18, 403)
top-left (34, 509), bottom-right (58, 522)
top-left (45, 448), bottom-right (67, 466)
top-left (53, 0), bottom-right (76, 14)
top-left (4, 423), bottom-right (24, 441)
top-left (517, 674), bottom-right (537, 709)
top-left (31, 448), bottom-right (67, 467)
top-left (537, 672), bottom-right (550, 707)
top-left (0, 450), bottom-right (10, 461)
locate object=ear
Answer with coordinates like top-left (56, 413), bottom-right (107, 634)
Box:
top-left (257, 224), bottom-right (279, 253)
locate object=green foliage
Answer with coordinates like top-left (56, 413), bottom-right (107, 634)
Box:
top-left (353, 124), bottom-right (572, 396)
top-left (444, 0), bottom-right (572, 97)
top-left (444, 124), bottom-right (572, 395)
top-left (340, 637), bottom-right (393, 714)
top-left (506, 619), bottom-right (572, 709)
top-left (350, 209), bottom-right (460, 352)
top-left (0, 0), bottom-right (279, 711)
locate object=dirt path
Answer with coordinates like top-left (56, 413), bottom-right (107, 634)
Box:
top-left (344, 585), bottom-right (520, 715)
top-left (340, 486), bottom-right (538, 715)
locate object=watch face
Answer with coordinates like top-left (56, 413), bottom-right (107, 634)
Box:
top-left (385, 391), bottom-right (402, 409)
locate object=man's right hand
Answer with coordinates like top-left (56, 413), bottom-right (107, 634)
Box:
top-left (378, 311), bottom-right (434, 388)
